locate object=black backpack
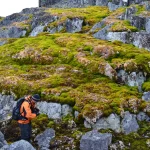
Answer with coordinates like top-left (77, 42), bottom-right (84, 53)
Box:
top-left (12, 97), bottom-right (28, 121)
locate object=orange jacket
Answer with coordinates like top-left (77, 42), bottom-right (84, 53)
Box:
top-left (18, 100), bottom-right (36, 124)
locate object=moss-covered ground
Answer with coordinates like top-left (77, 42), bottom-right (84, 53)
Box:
top-left (0, 5), bottom-right (150, 149)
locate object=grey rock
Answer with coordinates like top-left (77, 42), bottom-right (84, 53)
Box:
top-left (74, 111), bottom-right (79, 118)
top-left (132, 32), bottom-right (150, 51)
top-left (90, 20), bottom-right (106, 32)
top-left (31, 12), bottom-right (57, 29)
top-left (0, 13), bottom-right (29, 27)
top-left (121, 111), bottom-right (139, 134)
top-left (6, 140), bottom-right (35, 150)
top-left (84, 120), bottom-right (92, 128)
top-left (47, 24), bottom-right (64, 33)
top-left (80, 130), bottom-right (112, 150)
top-left (92, 113), bottom-right (121, 133)
top-left (37, 102), bottom-right (62, 119)
top-left (0, 94), bottom-right (15, 121)
top-left (0, 26), bottom-right (26, 38)
top-left (117, 70), bottom-right (146, 91)
top-left (21, 7), bottom-right (47, 15)
top-left (108, 2), bottom-right (120, 11)
top-left (146, 18), bottom-right (150, 33)
top-left (61, 104), bottom-right (73, 117)
top-left (35, 128), bottom-right (55, 150)
top-left (130, 16), bottom-right (146, 30)
top-left (40, 0), bottom-right (96, 8)
top-left (0, 131), bottom-right (7, 148)
top-left (145, 1), bottom-right (150, 11)
top-left (96, 0), bottom-right (108, 6)
top-left (30, 25), bottom-right (45, 37)
top-left (122, 6), bottom-right (137, 20)
top-left (107, 32), bottom-right (130, 43)
top-left (66, 18), bottom-right (83, 33)
top-left (93, 24), bottom-right (112, 40)
top-left (142, 91), bottom-right (150, 101)
top-left (137, 112), bottom-right (149, 121)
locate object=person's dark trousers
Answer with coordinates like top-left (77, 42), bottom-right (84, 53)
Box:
top-left (18, 122), bottom-right (32, 142)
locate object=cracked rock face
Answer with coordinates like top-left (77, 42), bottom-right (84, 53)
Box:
top-left (121, 111), bottom-right (139, 135)
top-left (0, 94), bottom-right (15, 121)
top-left (80, 130), bottom-right (112, 150)
top-left (35, 128), bottom-right (55, 150)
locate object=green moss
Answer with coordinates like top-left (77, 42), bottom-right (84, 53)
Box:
top-left (110, 20), bottom-right (138, 32)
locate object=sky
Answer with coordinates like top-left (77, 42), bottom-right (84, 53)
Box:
top-left (0, 0), bottom-right (39, 17)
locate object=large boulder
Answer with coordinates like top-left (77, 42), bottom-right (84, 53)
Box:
top-left (2, 140), bottom-right (35, 150)
top-left (96, 0), bottom-right (108, 6)
top-left (92, 113), bottom-right (121, 133)
top-left (37, 102), bottom-right (73, 119)
top-left (35, 128), bottom-right (55, 150)
top-left (30, 25), bottom-right (45, 37)
top-left (0, 26), bottom-right (26, 38)
top-left (117, 70), bottom-right (146, 91)
top-left (80, 130), bottom-right (112, 150)
top-left (137, 112), bottom-right (150, 121)
top-left (121, 111), bottom-right (139, 134)
top-left (0, 131), bottom-right (7, 149)
top-left (132, 32), bottom-right (150, 51)
top-left (145, 18), bottom-right (150, 33)
top-left (37, 102), bottom-right (62, 119)
top-left (142, 91), bottom-right (150, 101)
top-left (0, 94), bottom-right (15, 121)
top-left (66, 18), bottom-right (83, 33)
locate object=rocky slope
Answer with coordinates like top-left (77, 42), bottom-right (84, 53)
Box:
top-left (0, 1), bottom-right (150, 150)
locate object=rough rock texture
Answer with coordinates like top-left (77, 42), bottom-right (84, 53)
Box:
top-left (117, 70), bottom-right (146, 91)
top-left (132, 32), bottom-right (150, 51)
top-left (137, 112), bottom-right (150, 121)
top-left (39, 0), bottom-right (146, 9)
top-left (142, 91), bottom-right (150, 101)
top-left (0, 131), bottom-right (7, 149)
top-left (30, 25), bottom-right (45, 37)
top-left (61, 104), bottom-right (73, 117)
top-left (80, 130), bottom-right (112, 150)
top-left (121, 111), bottom-right (139, 134)
top-left (1, 140), bottom-right (35, 150)
top-left (92, 114), bottom-right (121, 133)
top-left (0, 94), bottom-right (15, 121)
top-left (66, 18), bottom-right (83, 33)
top-left (37, 102), bottom-right (73, 119)
top-left (35, 128), bottom-right (55, 150)
top-left (0, 27), bottom-right (26, 38)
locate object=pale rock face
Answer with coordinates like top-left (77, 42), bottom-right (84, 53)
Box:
top-left (0, 94), bottom-right (15, 121)
top-left (30, 25), bottom-right (45, 37)
top-left (5, 140), bottom-right (35, 150)
top-left (66, 18), bottom-right (83, 33)
top-left (0, 131), bottom-right (7, 149)
top-left (80, 130), bottom-right (112, 150)
top-left (92, 113), bottom-right (121, 133)
top-left (35, 128), bottom-right (55, 150)
top-left (37, 102), bottom-right (73, 119)
top-left (121, 111), bottom-right (139, 135)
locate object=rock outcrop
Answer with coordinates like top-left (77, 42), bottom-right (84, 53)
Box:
top-left (35, 128), bottom-right (55, 150)
top-left (4, 140), bottom-right (35, 150)
top-left (0, 94), bottom-right (15, 121)
top-left (80, 130), bottom-right (112, 150)
top-left (37, 102), bottom-right (73, 119)
top-left (121, 111), bottom-right (139, 134)
top-left (39, 0), bottom-right (147, 9)
top-left (0, 131), bottom-right (7, 149)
